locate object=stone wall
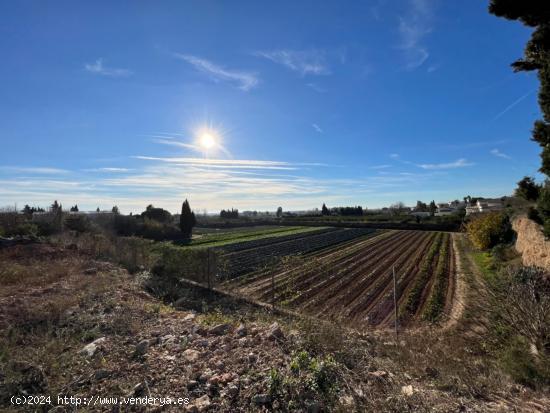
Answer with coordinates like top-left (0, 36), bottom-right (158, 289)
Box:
top-left (512, 216), bottom-right (550, 271)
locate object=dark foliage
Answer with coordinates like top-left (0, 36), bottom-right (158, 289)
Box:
top-left (515, 176), bottom-right (541, 201)
top-left (141, 204), bottom-right (172, 224)
top-left (220, 208), bottom-right (239, 219)
top-left (179, 199), bottom-right (196, 239)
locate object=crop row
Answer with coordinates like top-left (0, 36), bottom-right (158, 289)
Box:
top-left (400, 232), bottom-right (444, 318)
top-left (422, 233), bottom-right (451, 321)
top-left (218, 227), bottom-right (337, 253)
top-left (219, 227), bottom-right (376, 279)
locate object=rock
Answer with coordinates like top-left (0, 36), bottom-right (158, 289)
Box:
top-left (209, 372), bottom-right (235, 386)
top-left (339, 394), bottom-right (354, 407)
top-left (174, 297), bottom-right (187, 309)
top-left (79, 337), bottom-right (106, 357)
top-left (267, 322), bottom-right (284, 340)
top-left (196, 339), bottom-right (209, 348)
top-left (83, 268), bottom-right (97, 275)
top-left (94, 369), bottom-right (111, 380)
top-left (424, 366), bottom-right (439, 378)
top-left (183, 349), bottom-right (200, 362)
top-left (401, 385), bottom-right (414, 396)
top-left (161, 334), bottom-right (176, 345)
top-left (368, 370), bottom-right (388, 380)
top-left (247, 352), bottom-right (258, 363)
top-left (226, 384), bottom-right (239, 398)
top-left (235, 324), bottom-right (247, 337)
top-left (134, 340), bottom-right (150, 357)
top-left (183, 313), bottom-right (196, 321)
top-left (187, 380), bottom-right (199, 390)
top-left (199, 372), bottom-right (212, 383)
top-left (194, 394), bottom-right (211, 411)
top-left (238, 337), bottom-right (248, 347)
top-left (209, 323), bottom-right (231, 336)
top-left (252, 393), bottom-right (271, 405)
top-left (192, 325), bottom-right (207, 336)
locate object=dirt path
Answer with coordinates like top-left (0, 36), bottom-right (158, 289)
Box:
top-left (441, 233), bottom-right (465, 330)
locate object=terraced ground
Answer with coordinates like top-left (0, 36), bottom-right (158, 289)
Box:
top-left (223, 230), bottom-right (455, 329)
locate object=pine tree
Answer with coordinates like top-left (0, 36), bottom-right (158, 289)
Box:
top-left (321, 203), bottom-right (329, 216)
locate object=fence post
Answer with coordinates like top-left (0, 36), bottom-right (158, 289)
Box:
top-left (393, 266), bottom-right (398, 340)
top-left (207, 248), bottom-right (211, 290)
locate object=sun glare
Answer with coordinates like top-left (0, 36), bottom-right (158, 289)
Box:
top-left (199, 132), bottom-right (216, 150)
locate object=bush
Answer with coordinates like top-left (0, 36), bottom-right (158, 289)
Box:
top-left (465, 211), bottom-right (513, 250)
top-left (490, 266), bottom-right (550, 387)
top-left (64, 214), bottom-right (91, 233)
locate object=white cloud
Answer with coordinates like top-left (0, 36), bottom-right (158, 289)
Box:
top-left (174, 53), bottom-right (259, 91)
top-left (417, 158), bottom-right (474, 170)
top-left (84, 58), bottom-right (132, 77)
top-left (398, 0), bottom-right (433, 70)
top-left (254, 49), bottom-right (330, 75)
top-left (312, 123), bottom-right (323, 133)
top-left (369, 164), bottom-right (391, 170)
top-left (490, 149), bottom-right (511, 160)
top-left (0, 166), bottom-right (69, 174)
top-left (390, 153), bottom-right (400, 159)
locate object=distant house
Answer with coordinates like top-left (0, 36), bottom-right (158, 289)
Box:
top-left (465, 198), bottom-right (504, 216)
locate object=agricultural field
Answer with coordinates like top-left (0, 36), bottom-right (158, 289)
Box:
top-left (223, 230), bottom-right (455, 329)
top-left (217, 227), bottom-right (376, 278)
top-left (182, 225), bottom-right (324, 248)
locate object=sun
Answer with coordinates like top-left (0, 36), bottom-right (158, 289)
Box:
top-left (199, 132), bottom-right (216, 150)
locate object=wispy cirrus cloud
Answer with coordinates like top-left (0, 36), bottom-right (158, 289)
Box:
top-left (254, 49), bottom-right (330, 75)
top-left (84, 58), bottom-right (132, 77)
top-left (490, 149), bottom-right (511, 159)
top-left (398, 0), bottom-right (434, 70)
top-left (173, 53), bottom-right (259, 91)
top-left (417, 158), bottom-right (473, 170)
top-left (312, 123), bottom-right (324, 133)
top-left (0, 166), bottom-right (69, 174)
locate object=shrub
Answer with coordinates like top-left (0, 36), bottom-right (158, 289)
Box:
top-left (465, 211), bottom-right (513, 250)
top-left (64, 214), bottom-right (91, 233)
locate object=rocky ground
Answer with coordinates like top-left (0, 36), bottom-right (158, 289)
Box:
top-left (0, 242), bottom-right (548, 412)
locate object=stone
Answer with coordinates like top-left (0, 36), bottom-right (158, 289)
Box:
top-left (187, 380), bottom-right (199, 390)
top-left (252, 393), bottom-right (271, 405)
top-left (401, 385), bottom-right (414, 396)
top-left (134, 340), bottom-right (150, 357)
top-left (174, 297), bottom-right (187, 309)
top-left (196, 339), bottom-right (209, 348)
top-left (183, 349), bottom-right (200, 362)
top-left (94, 369), bottom-right (111, 380)
top-left (79, 337), bottom-right (106, 357)
top-left (267, 322), bottom-right (284, 340)
top-left (183, 313), bottom-right (196, 321)
top-left (194, 394), bottom-right (211, 411)
top-left (209, 323), bottom-right (231, 336)
top-left (247, 352), bottom-right (258, 363)
top-left (235, 324), bottom-right (247, 337)
top-left (226, 385), bottom-right (239, 397)
top-left (83, 268), bottom-right (97, 275)
top-left (161, 334), bottom-right (176, 345)
top-left (133, 382), bottom-right (146, 397)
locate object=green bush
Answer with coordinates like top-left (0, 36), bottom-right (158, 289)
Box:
top-left (465, 211), bottom-right (513, 250)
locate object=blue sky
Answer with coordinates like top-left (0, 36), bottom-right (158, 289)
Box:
top-left (0, 0), bottom-right (543, 213)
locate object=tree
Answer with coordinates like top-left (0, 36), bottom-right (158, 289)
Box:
top-left (70, 205), bottom-right (79, 212)
top-left (490, 2), bottom-right (550, 232)
top-left (96, 207), bottom-right (100, 212)
top-left (429, 200), bottom-right (437, 216)
top-left (180, 199), bottom-right (196, 239)
top-left (415, 200), bottom-right (428, 211)
top-left (220, 208), bottom-right (239, 219)
top-left (515, 176), bottom-right (541, 201)
top-left (22, 205), bottom-right (33, 216)
top-left (112, 205), bottom-right (120, 214)
top-left (141, 204), bottom-right (172, 223)
top-left (276, 206), bottom-right (283, 218)
top-left (321, 203), bottom-right (329, 216)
